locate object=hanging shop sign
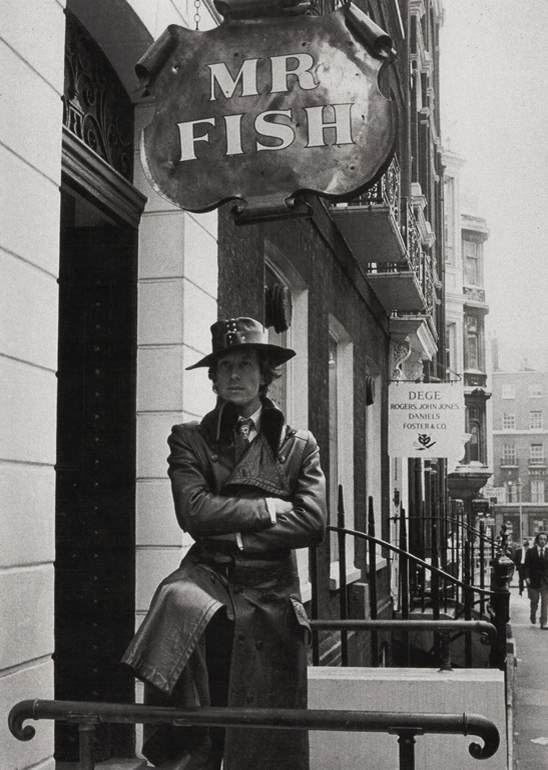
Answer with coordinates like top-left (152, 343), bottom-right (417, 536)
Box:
top-left (389, 384), bottom-right (465, 459)
top-left (135, 1), bottom-right (397, 218)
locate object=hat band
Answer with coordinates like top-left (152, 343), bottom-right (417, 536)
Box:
top-left (219, 329), bottom-right (265, 350)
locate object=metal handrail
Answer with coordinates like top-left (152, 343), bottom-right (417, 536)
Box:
top-left (327, 525), bottom-right (496, 598)
top-left (418, 515), bottom-right (497, 548)
top-left (309, 619), bottom-right (496, 672)
top-left (8, 698), bottom-right (500, 770)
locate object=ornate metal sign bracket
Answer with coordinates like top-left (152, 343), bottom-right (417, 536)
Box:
top-left (232, 193), bottom-right (311, 224)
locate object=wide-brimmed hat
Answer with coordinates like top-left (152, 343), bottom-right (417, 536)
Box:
top-left (186, 317), bottom-right (296, 370)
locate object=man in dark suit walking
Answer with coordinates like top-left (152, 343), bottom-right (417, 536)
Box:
top-left (513, 539), bottom-right (530, 595)
top-left (524, 531), bottom-right (548, 629)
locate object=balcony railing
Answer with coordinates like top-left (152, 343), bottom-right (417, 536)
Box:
top-left (331, 153), bottom-right (440, 317)
top-left (464, 372), bottom-right (488, 388)
top-left (464, 286), bottom-right (486, 304)
top-left (364, 199), bottom-right (437, 315)
top-left (348, 154), bottom-right (402, 224)
top-left (330, 156), bottom-right (406, 265)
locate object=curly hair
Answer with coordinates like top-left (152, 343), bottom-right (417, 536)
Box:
top-left (208, 349), bottom-right (281, 396)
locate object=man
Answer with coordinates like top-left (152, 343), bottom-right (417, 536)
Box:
top-left (512, 539), bottom-right (530, 595)
top-left (523, 531), bottom-right (548, 629)
top-left (122, 317), bottom-right (327, 770)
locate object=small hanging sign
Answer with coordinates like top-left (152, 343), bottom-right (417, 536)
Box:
top-left (135, 1), bottom-right (397, 218)
top-left (389, 383), bottom-right (465, 459)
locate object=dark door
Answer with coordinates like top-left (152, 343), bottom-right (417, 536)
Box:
top-left (55, 201), bottom-right (137, 761)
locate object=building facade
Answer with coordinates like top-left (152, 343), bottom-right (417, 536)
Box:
top-left (491, 369), bottom-right (548, 542)
top-left (443, 150), bottom-right (492, 526)
top-left (2, 1), bottom-right (448, 767)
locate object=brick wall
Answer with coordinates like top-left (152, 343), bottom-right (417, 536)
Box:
top-left (217, 199), bottom-right (391, 664)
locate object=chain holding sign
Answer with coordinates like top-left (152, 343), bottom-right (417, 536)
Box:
top-left (389, 383), bottom-right (465, 459)
top-left (135, 1), bottom-right (397, 219)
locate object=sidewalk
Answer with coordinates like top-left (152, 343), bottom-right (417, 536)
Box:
top-left (509, 579), bottom-right (548, 769)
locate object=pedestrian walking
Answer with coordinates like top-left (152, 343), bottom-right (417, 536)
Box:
top-left (512, 539), bottom-right (530, 595)
top-left (122, 317), bottom-right (327, 770)
top-left (524, 531), bottom-right (548, 629)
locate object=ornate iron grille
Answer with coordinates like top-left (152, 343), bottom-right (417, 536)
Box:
top-left (63, 11), bottom-right (134, 179)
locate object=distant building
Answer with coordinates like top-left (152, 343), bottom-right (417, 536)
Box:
top-left (442, 151), bottom-right (492, 524)
top-left (491, 367), bottom-right (548, 541)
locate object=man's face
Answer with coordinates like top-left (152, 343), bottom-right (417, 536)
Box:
top-left (538, 534), bottom-right (547, 547)
top-left (215, 350), bottom-right (264, 416)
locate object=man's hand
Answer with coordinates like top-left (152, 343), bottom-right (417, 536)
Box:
top-left (272, 499), bottom-right (293, 515)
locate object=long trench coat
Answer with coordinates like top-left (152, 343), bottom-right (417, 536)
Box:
top-left (122, 398), bottom-right (326, 770)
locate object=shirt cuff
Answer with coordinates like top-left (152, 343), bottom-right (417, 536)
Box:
top-left (235, 532), bottom-right (244, 550)
top-left (265, 498), bottom-right (278, 524)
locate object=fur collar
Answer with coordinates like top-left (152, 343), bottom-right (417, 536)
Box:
top-left (200, 397), bottom-right (287, 456)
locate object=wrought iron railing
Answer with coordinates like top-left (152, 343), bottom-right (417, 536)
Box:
top-left (344, 155), bottom-right (401, 223)
top-left (311, 493), bottom-right (513, 670)
top-left (310, 618), bottom-right (496, 671)
top-left (9, 698), bottom-right (500, 770)
top-left (363, 198), bottom-right (437, 315)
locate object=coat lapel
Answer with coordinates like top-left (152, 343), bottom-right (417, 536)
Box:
top-left (222, 434), bottom-right (290, 496)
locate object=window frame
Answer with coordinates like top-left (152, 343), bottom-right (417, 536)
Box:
top-left (530, 443), bottom-right (545, 466)
top-left (502, 442), bottom-right (517, 465)
top-left (328, 315), bottom-right (358, 589)
top-left (264, 243), bottom-right (310, 596)
top-left (531, 479), bottom-right (545, 504)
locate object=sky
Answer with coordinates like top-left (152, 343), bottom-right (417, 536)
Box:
top-left (439, 0), bottom-right (548, 373)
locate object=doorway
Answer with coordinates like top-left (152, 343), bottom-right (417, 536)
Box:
top-left (54, 189), bottom-right (138, 761)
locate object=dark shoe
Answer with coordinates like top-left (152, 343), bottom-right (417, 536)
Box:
top-left (531, 616), bottom-right (536, 625)
top-left (541, 625), bottom-right (548, 630)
